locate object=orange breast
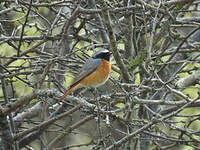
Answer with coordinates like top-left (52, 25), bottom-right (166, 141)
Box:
top-left (79, 60), bottom-right (111, 87)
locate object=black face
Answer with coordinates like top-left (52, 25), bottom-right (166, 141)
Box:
top-left (93, 51), bottom-right (112, 61)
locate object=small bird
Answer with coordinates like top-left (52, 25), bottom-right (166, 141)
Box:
top-left (60, 49), bottom-right (112, 100)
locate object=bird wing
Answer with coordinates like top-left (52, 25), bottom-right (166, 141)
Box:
top-left (70, 58), bottom-right (102, 88)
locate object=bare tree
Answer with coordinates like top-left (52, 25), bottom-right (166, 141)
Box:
top-left (0, 0), bottom-right (200, 150)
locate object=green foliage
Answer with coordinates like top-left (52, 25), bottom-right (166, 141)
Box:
top-left (135, 73), bottom-right (140, 84)
top-left (38, 6), bottom-right (50, 15)
top-left (13, 80), bottom-right (32, 96)
top-left (182, 145), bottom-right (194, 150)
top-left (23, 26), bottom-right (40, 36)
top-left (63, 73), bottom-right (73, 88)
top-left (128, 51), bottom-right (147, 71)
top-left (183, 87), bottom-right (198, 99)
top-left (14, 8), bottom-right (26, 26)
top-left (175, 3), bottom-right (185, 10)
top-left (0, 43), bottom-right (15, 57)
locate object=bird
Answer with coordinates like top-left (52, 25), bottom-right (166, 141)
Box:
top-left (60, 49), bottom-right (112, 100)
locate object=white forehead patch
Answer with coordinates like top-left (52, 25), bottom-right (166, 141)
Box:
top-left (92, 49), bottom-right (110, 57)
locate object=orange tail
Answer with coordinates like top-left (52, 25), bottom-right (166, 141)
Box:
top-left (60, 87), bottom-right (74, 100)
top-left (60, 83), bottom-right (81, 100)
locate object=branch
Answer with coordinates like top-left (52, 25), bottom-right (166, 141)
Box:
top-left (0, 35), bottom-right (60, 41)
top-left (15, 105), bottom-right (82, 141)
top-left (3, 89), bottom-right (56, 115)
top-left (102, 10), bottom-right (131, 82)
top-left (155, 73), bottom-right (191, 102)
top-left (0, 59), bottom-right (14, 150)
top-left (4, 40), bottom-right (47, 66)
top-left (89, 0), bottom-right (109, 44)
top-left (17, 0), bottom-right (32, 57)
top-left (163, 0), bottom-right (195, 5)
top-left (177, 70), bottom-right (200, 88)
top-left (48, 115), bottom-right (94, 148)
top-left (106, 97), bottom-right (198, 150)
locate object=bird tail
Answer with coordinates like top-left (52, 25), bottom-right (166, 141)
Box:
top-left (60, 83), bottom-right (81, 101)
top-left (60, 87), bottom-right (74, 100)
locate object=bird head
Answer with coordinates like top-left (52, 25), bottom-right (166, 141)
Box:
top-left (92, 49), bottom-right (112, 61)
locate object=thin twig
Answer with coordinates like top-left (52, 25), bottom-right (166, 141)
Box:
top-left (17, 0), bottom-right (32, 57)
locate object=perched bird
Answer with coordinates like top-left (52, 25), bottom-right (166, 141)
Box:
top-left (60, 49), bottom-right (112, 100)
